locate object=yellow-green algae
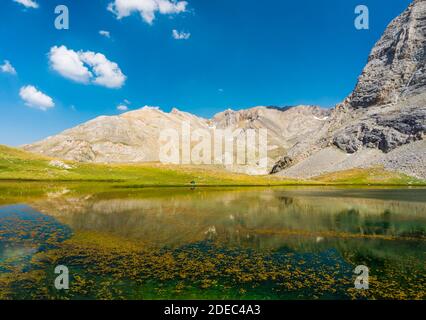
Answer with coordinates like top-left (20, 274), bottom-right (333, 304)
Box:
top-left (0, 183), bottom-right (425, 300)
top-left (1, 229), bottom-right (424, 300)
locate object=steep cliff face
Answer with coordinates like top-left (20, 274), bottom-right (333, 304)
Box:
top-left (332, 98), bottom-right (426, 154)
top-left (348, 0), bottom-right (426, 108)
top-left (331, 0), bottom-right (426, 154)
top-left (274, 0), bottom-right (426, 178)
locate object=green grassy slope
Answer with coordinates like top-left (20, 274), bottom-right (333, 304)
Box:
top-left (0, 145), bottom-right (300, 186)
top-left (313, 168), bottom-right (424, 185)
top-left (0, 145), bottom-right (424, 186)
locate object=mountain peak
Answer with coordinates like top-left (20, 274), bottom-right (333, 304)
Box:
top-left (348, 0), bottom-right (426, 108)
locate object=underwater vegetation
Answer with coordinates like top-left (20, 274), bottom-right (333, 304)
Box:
top-left (0, 230), bottom-right (424, 300)
top-left (0, 185), bottom-right (425, 300)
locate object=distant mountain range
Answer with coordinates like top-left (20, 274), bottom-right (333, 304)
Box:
top-left (23, 0), bottom-right (426, 179)
top-left (23, 104), bottom-right (330, 175)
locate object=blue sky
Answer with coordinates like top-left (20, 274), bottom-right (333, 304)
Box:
top-left (0, 0), bottom-right (413, 145)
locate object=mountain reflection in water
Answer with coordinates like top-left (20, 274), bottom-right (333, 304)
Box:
top-left (0, 186), bottom-right (425, 299)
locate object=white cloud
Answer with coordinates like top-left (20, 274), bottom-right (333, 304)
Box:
top-left (108, 0), bottom-right (188, 25)
top-left (117, 99), bottom-right (131, 111)
top-left (49, 46), bottom-right (92, 84)
top-left (13, 0), bottom-right (39, 9)
top-left (79, 51), bottom-right (126, 88)
top-left (19, 85), bottom-right (54, 111)
top-left (49, 45), bottom-right (126, 89)
top-left (99, 30), bottom-right (111, 38)
top-left (117, 104), bottom-right (129, 111)
top-left (0, 60), bottom-right (17, 75)
top-left (172, 29), bottom-right (190, 40)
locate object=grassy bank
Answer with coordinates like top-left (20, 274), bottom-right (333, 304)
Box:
top-left (0, 145), bottom-right (303, 186)
top-left (0, 145), bottom-right (424, 186)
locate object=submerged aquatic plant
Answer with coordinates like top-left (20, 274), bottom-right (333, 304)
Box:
top-left (1, 230), bottom-right (424, 300)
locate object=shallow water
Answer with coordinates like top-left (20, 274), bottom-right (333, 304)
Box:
top-left (0, 185), bottom-right (425, 299)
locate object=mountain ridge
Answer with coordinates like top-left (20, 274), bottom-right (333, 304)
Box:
top-left (23, 104), bottom-right (330, 174)
top-left (272, 0), bottom-right (426, 178)
top-left (22, 0), bottom-right (426, 178)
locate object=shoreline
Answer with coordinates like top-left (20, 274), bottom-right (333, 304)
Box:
top-left (0, 178), bottom-right (425, 187)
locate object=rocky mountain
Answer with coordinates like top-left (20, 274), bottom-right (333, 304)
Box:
top-left (212, 106), bottom-right (330, 166)
top-left (348, 0), bottom-right (426, 108)
top-left (331, 0), bottom-right (426, 155)
top-left (24, 106), bottom-right (209, 164)
top-left (23, 105), bottom-right (330, 174)
top-left (23, 0), bottom-right (426, 179)
top-left (274, 0), bottom-right (426, 179)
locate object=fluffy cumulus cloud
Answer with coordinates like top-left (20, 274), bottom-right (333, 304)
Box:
top-left (13, 0), bottom-right (39, 9)
top-left (99, 30), bottom-right (111, 38)
top-left (108, 0), bottom-right (188, 24)
top-left (79, 51), bottom-right (126, 88)
top-left (19, 85), bottom-right (54, 111)
top-left (49, 46), bottom-right (92, 83)
top-left (0, 60), bottom-right (17, 75)
top-left (49, 45), bottom-right (126, 89)
top-left (172, 29), bottom-right (190, 40)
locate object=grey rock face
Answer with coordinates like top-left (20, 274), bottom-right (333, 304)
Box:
top-left (348, 0), bottom-right (426, 108)
top-left (331, 0), bottom-right (426, 155)
top-left (271, 0), bottom-right (426, 176)
top-left (333, 102), bottom-right (426, 153)
top-left (270, 156), bottom-right (293, 174)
